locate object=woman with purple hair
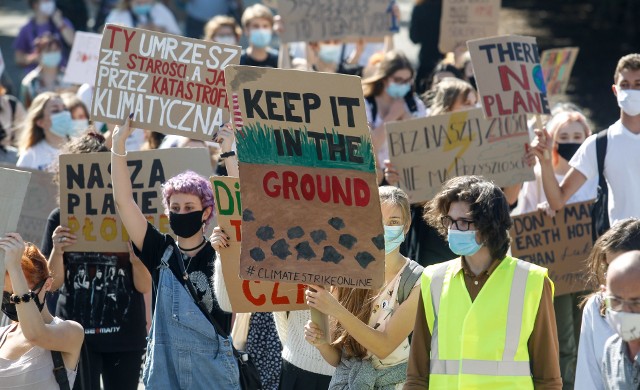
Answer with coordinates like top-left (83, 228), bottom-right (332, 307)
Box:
top-left (111, 115), bottom-right (241, 389)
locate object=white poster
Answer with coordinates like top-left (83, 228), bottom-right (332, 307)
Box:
top-left (63, 31), bottom-right (102, 85)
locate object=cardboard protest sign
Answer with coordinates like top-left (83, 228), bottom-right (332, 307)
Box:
top-left (0, 168), bottom-right (31, 293)
top-left (63, 32), bottom-right (102, 86)
top-left (91, 25), bottom-right (241, 141)
top-left (59, 148), bottom-right (212, 252)
top-left (277, 0), bottom-right (393, 43)
top-left (540, 47), bottom-right (579, 97)
top-left (468, 35), bottom-right (550, 119)
top-left (212, 176), bottom-right (307, 312)
top-left (439, 0), bottom-right (501, 53)
top-left (511, 201), bottom-right (594, 296)
top-left (226, 66), bottom-right (384, 289)
top-left (386, 108), bottom-right (534, 203)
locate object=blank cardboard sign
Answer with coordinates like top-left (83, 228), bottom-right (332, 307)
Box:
top-left (439, 0), bottom-right (501, 53)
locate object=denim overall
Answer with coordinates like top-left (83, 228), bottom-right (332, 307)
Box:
top-left (143, 246), bottom-right (240, 389)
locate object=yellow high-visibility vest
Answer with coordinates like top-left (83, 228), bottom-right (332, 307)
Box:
top-left (421, 256), bottom-right (550, 390)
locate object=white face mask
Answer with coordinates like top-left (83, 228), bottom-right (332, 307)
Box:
top-left (606, 309), bottom-right (640, 342)
top-left (39, 0), bottom-right (56, 16)
top-left (615, 86), bottom-right (640, 116)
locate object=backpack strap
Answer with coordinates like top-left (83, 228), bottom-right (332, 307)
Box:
top-left (365, 95), bottom-right (377, 123)
top-left (595, 129), bottom-right (608, 188)
top-left (51, 350), bottom-right (71, 390)
top-left (398, 260), bottom-right (424, 305)
top-left (404, 93), bottom-right (418, 114)
top-left (7, 95), bottom-right (18, 118)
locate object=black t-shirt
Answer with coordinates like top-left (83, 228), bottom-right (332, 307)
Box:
top-left (132, 222), bottom-right (232, 335)
top-left (240, 49), bottom-right (279, 68)
top-left (400, 204), bottom-right (457, 268)
top-left (41, 208), bottom-right (147, 353)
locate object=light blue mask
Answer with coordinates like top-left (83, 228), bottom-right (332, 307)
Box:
top-left (41, 51), bottom-right (62, 68)
top-left (50, 111), bottom-right (74, 138)
top-left (249, 29), bottom-right (272, 48)
top-left (384, 225), bottom-right (404, 254)
top-left (318, 44), bottom-right (342, 64)
top-left (386, 82), bottom-right (411, 99)
top-left (447, 228), bottom-right (482, 257)
top-left (132, 3), bottom-right (153, 16)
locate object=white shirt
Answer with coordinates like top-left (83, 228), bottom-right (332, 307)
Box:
top-left (106, 3), bottom-right (182, 36)
top-left (570, 120), bottom-right (640, 224)
top-left (575, 294), bottom-right (616, 390)
top-left (16, 140), bottom-right (59, 171)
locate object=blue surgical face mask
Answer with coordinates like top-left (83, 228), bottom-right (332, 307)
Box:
top-left (447, 228), bottom-right (482, 257)
top-left (384, 225), bottom-right (404, 254)
top-left (249, 28), bottom-right (272, 48)
top-left (131, 3), bottom-right (153, 16)
top-left (41, 51), bottom-right (62, 68)
top-left (72, 119), bottom-right (89, 134)
top-left (49, 111), bottom-right (74, 138)
top-left (318, 44), bottom-right (342, 64)
top-left (386, 82), bottom-right (412, 99)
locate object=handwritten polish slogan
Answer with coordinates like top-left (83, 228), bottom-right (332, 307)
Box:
top-left (468, 35), bottom-right (551, 119)
top-left (91, 25), bottom-right (241, 141)
top-left (510, 201), bottom-right (594, 296)
top-left (540, 47), bottom-right (579, 97)
top-left (385, 108), bottom-right (534, 203)
top-left (212, 176), bottom-right (307, 312)
top-left (63, 32), bottom-right (102, 86)
top-left (225, 66), bottom-right (384, 289)
top-left (439, 0), bottom-right (501, 53)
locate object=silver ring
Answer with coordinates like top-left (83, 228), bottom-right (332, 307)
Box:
top-left (59, 237), bottom-right (65, 243)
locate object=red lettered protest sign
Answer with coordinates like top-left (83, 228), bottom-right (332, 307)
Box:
top-left (91, 25), bottom-right (241, 141)
top-left (468, 35), bottom-right (550, 119)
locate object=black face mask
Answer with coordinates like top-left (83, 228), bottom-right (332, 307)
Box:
top-left (1, 281), bottom-right (48, 322)
top-left (556, 142), bottom-right (581, 162)
top-left (169, 209), bottom-right (205, 238)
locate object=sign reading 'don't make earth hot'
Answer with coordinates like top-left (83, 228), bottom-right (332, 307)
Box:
top-left (225, 66), bottom-right (384, 290)
top-left (468, 35), bottom-right (550, 119)
top-left (91, 24), bottom-right (241, 141)
top-left (59, 148), bottom-right (212, 252)
top-left (212, 176), bottom-right (307, 312)
top-left (385, 108), bottom-right (533, 203)
top-left (510, 201), bottom-right (594, 296)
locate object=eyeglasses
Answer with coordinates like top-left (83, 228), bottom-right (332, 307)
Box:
top-left (390, 76), bottom-right (413, 84)
top-left (440, 216), bottom-right (474, 231)
top-left (605, 295), bottom-right (640, 313)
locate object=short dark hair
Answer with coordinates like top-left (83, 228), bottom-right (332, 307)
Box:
top-left (425, 175), bottom-right (512, 260)
top-left (614, 54), bottom-right (640, 83)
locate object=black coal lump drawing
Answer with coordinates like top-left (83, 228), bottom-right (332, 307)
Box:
top-left (310, 230), bottom-right (327, 245)
top-left (328, 217), bottom-right (345, 231)
top-left (295, 241), bottom-right (316, 260)
top-left (256, 225), bottom-right (275, 241)
top-left (271, 238), bottom-right (292, 260)
top-left (321, 246), bottom-right (344, 264)
top-left (338, 234), bottom-right (357, 250)
top-left (371, 234), bottom-right (385, 250)
top-left (243, 209), bottom-right (255, 222)
top-left (287, 226), bottom-right (305, 239)
top-left (355, 252), bottom-right (375, 269)
top-left (250, 247), bottom-right (265, 261)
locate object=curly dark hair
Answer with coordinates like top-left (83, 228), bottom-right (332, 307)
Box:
top-left (425, 175), bottom-right (512, 260)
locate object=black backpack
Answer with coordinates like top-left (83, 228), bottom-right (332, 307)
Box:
top-left (591, 130), bottom-right (610, 242)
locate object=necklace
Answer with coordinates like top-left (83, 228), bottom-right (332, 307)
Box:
top-left (178, 236), bottom-right (207, 252)
top-left (182, 253), bottom-right (194, 274)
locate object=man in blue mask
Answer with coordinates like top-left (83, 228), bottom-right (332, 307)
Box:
top-left (405, 175), bottom-right (562, 389)
top-left (239, 4), bottom-right (278, 69)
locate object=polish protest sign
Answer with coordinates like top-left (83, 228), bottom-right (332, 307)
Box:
top-left (0, 167), bottom-right (31, 293)
top-left (468, 35), bottom-right (551, 119)
top-left (540, 47), bottom-right (579, 97)
top-left (225, 66), bottom-right (384, 289)
top-left (439, 0), bottom-right (501, 53)
top-left (510, 201), bottom-right (594, 296)
top-left (63, 32), bottom-right (102, 86)
top-left (91, 24), bottom-right (241, 141)
top-left (212, 176), bottom-right (307, 312)
top-left (386, 108), bottom-right (533, 203)
top-left (277, 0), bottom-right (393, 43)
top-left (59, 148), bottom-right (212, 252)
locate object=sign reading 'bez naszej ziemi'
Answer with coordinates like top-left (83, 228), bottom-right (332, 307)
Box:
top-left (91, 24), bottom-right (241, 141)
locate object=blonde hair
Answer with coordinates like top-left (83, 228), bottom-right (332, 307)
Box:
top-left (379, 186), bottom-right (411, 231)
top-left (426, 77), bottom-right (475, 116)
top-left (204, 15), bottom-right (242, 41)
top-left (241, 4), bottom-right (274, 28)
top-left (18, 91), bottom-right (59, 153)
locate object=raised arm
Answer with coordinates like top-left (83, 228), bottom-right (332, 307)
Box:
top-left (110, 115), bottom-right (148, 250)
top-left (128, 242), bottom-right (151, 293)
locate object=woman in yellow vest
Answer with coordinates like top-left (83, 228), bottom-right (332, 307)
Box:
top-left (404, 175), bottom-right (563, 389)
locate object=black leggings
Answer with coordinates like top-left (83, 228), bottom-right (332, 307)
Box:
top-left (73, 347), bottom-right (144, 390)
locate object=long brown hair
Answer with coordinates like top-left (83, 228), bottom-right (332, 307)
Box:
top-left (18, 91), bottom-right (59, 153)
top-left (362, 50), bottom-right (414, 98)
top-left (426, 77), bottom-right (475, 116)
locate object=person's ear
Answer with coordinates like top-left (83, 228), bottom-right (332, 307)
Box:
top-left (202, 206), bottom-right (213, 224)
top-left (43, 276), bottom-right (53, 293)
top-left (612, 84), bottom-right (618, 96)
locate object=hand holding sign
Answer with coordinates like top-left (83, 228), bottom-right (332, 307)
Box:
top-left (111, 113), bottom-right (135, 154)
top-left (530, 127), bottom-right (553, 163)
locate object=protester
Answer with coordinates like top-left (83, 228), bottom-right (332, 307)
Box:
top-left (404, 175), bottom-right (562, 388)
top-left (240, 4), bottom-right (278, 68)
top-left (16, 92), bottom-right (70, 170)
top-left (302, 186), bottom-right (423, 389)
top-left (139, 130), bottom-right (165, 151)
top-left (203, 15), bottom-right (242, 45)
top-left (575, 218), bottom-right (640, 390)
top-left (600, 250), bottom-right (640, 390)
top-left (111, 115), bottom-right (239, 388)
top-left (184, 0), bottom-right (233, 39)
top-left (0, 233), bottom-right (83, 389)
top-left (105, 0), bottom-right (182, 36)
top-left (41, 132), bottom-right (151, 390)
top-left (13, 0), bottom-right (75, 74)
top-left (424, 76), bottom-right (477, 116)
top-left (306, 40), bottom-right (365, 75)
top-left (0, 85), bottom-right (25, 165)
top-left (531, 53), bottom-right (640, 227)
top-left (60, 93), bottom-right (89, 135)
top-left (409, 0), bottom-right (443, 94)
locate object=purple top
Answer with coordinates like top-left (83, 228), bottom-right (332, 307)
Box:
top-left (12, 17), bottom-right (73, 73)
